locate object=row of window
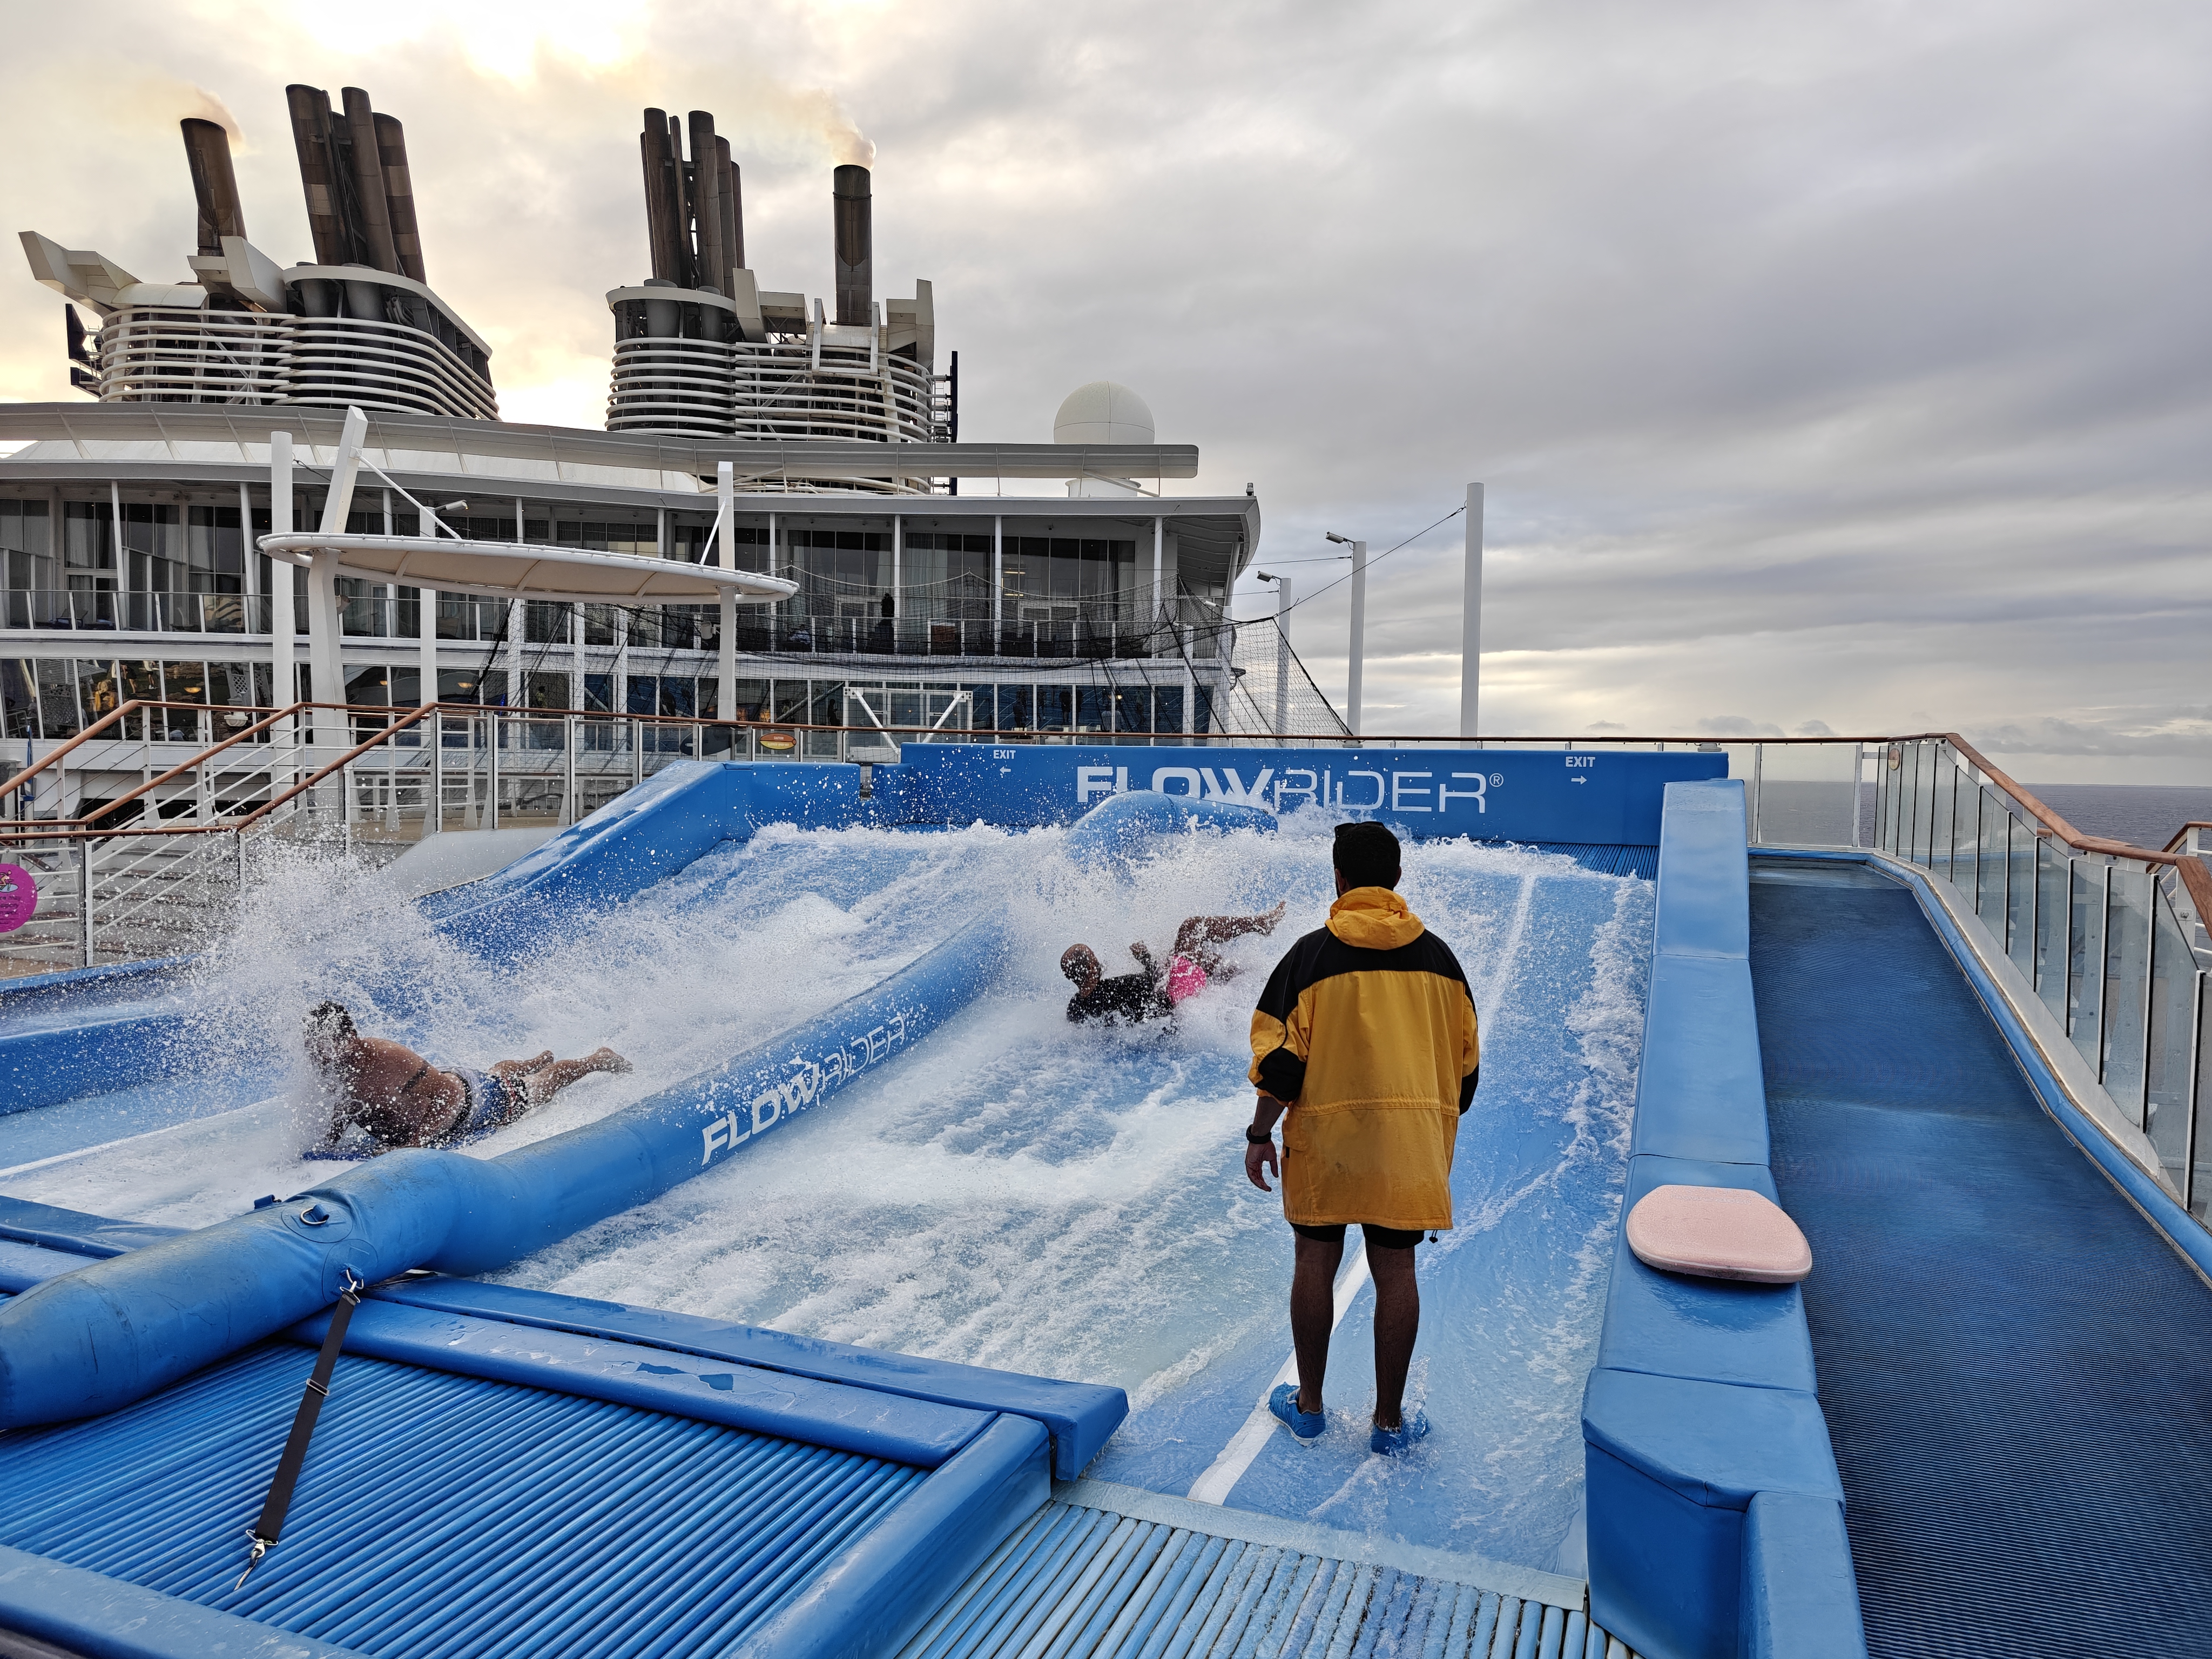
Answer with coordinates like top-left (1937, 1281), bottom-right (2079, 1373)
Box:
top-left (1, 655), bottom-right (1221, 743)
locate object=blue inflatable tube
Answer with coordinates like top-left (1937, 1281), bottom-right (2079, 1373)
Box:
top-left (0, 915), bottom-right (1010, 1430)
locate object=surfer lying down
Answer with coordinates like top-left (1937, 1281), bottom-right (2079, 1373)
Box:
top-left (305, 1000), bottom-right (630, 1151)
top-left (1062, 902), bottom-right (1287, 1024)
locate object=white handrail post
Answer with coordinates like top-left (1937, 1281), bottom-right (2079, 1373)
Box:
top-left (78, 838), bottom-right (93, 968)
top-left (1346, 539), bottom-right (1367, 737)
top-left (429, 711), bottom-right (444, 836)
top-left (563, 713), bottom-right (577, 826)
top-left (716, 460), bottom-right (737, 740)
top-left (487, 712), bottom-right (501, 831)
top-left (1460, 482), bottom-right (1484, 739)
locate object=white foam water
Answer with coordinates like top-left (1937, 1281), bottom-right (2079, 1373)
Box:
top-left (3, 815), bottom-right (1653, 1571)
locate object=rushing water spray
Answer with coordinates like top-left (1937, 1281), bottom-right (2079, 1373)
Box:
top-left (1, 813), bottom-right (1651, 1570)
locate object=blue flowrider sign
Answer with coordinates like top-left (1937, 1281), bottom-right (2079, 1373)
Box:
top-left (899, 744), bottom-right (1728, 845)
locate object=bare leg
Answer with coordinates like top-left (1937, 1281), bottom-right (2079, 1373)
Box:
top-left (1367, 1241), bottom-right (1421, 1430)
top-left (1175, 902), bottom-right (1287, 959)
top-left (498, 1047), bottom-right (631, 1109)
top-left (1291, 1232), bottom-right (1344, 1415)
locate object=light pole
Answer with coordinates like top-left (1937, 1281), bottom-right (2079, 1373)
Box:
top-left (1325, 531), bottom-right (1366, 736)
top-left (1461, 482), bottom-right (1483, 739)
top-left (1255, 570), bottom-right (1291, 737)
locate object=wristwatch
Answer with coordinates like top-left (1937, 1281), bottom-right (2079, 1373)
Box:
top-left (1245, 1124), bottom-right (1274, 1144)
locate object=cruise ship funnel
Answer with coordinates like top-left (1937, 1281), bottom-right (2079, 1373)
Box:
top-left (179, 119), bottom-right (246, 255)
top-left (834, 164), bottom-right (872, 325)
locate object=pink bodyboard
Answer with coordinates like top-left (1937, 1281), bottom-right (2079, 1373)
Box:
top-left (1625, 1183), bottom-right (1812, 1283)
top-left (0, 864), bottom-right (34, 934)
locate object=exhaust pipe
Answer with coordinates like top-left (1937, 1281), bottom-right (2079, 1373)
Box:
top-left (285, 84), bottom-right (349, 266)
top-left (718, 136), bottom-right (743, 275)
top-left (340, 88), bottom-right (400, 275)
top-left (687, 111), bottom-right (725, 295)
top-left (640, 109), bottom-right (679, 284)
top-left (180, 118), bottom-right (246, 255)
top-left (833, 165), bottom-right (871, 326)
top-left (374, 113), bottom-right (425, 282)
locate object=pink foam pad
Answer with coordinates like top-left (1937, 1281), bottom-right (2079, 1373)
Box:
top-left (1625, 1184), bottom-right (1812, 1283)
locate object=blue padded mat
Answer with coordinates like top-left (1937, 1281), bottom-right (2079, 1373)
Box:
top-left (1748, 862), bottom-right (2212, 1658)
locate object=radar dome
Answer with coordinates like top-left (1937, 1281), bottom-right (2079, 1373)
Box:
top-left (1053, 381), bottom-right (1155, 445)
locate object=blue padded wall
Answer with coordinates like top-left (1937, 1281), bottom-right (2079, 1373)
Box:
top-left (1582, 780), bottom-right (1867, 1659)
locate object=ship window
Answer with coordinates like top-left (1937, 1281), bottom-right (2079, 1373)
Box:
top-left (0, 660), bottom-right (32, 740)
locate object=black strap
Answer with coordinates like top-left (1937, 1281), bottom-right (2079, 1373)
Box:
top-left (397, 1062), bottom-right (435, 1096)
top-left (236, 1272), bottom-right (363, 1589)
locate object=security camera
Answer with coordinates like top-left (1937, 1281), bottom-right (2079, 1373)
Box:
top-left (1324, 531), bottom-right (1351, 545)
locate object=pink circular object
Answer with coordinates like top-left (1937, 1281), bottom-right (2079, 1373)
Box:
top-left (1625, 1183), bottom-right (1812, 1283)
top-left (0, 871), bottom-right (35, 938)
top-left (0, 864), bottom-right (35, 934)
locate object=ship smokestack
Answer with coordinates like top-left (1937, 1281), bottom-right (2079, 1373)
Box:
top-left (687, 111), bottom-right (725, 295)
top-left (374, 113), bottom-right (426, 282)
top-left (833, 164), bottom-right (871, 326)
top-left (341, 88), bottom-right (400, 274)
top-left (286, 84), bottom-right (349, 266)
top-left (180, 118), bottom-right (246, 255)
top-left (718, 136), bottom-right (743, 275)
top-left (640, 109), bottom-right (679, 283)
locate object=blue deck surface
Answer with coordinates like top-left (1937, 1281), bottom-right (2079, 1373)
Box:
top-left (1749, 860), bottom-right (2212, 1657)
top-left (0, 1290), bottom-right (928, 1657)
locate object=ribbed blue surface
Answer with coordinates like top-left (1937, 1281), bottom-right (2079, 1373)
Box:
top-left (0, 1321), bottom-right (927, 1658)
top-left (899, 1500), bottom-right (1631, 1659)
top-left (1750, 867), bottom-right (2212, 1658)
top-left (1530, 843), bottom-right (1658, 880)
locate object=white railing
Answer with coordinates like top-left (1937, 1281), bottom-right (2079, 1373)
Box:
top-left (1873, 736), bottom-right (2212, 1224)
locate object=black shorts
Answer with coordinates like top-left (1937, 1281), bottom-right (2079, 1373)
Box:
top-left (1291, 1222), bottom-right (1428, 1251)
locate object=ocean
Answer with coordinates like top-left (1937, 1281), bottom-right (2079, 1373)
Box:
top-left (2019, 785), bottom-right (2212, 854)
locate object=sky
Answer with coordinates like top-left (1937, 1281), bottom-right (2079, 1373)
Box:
top-left (2, 0), bottom-right (2206, 779)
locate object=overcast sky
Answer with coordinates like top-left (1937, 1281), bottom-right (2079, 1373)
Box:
top-left (3, 0), bottom-right (2206, 779)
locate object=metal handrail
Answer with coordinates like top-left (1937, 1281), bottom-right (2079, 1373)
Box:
top-left (76, 704), bottom-right (317, 828)
top-left (1, 699), bottom-right (176, 802)
top-left (2163, 822), bottom-right (2212, 857)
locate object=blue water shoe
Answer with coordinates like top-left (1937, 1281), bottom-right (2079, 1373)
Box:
top-left (1268, 1384), bottom-right (1326, 1444)
top-left (1370, 1409), bottom-right (1431, 1457)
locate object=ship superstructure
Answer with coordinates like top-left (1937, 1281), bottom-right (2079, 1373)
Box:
top-left (3, 84), bottom-right (1349, 825)
top-left (20, 87), bottom-right (496, 420)
top-left (606, 110), bottom-right (948, 458)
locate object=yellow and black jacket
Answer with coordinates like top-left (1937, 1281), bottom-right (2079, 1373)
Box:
top-left (1247, 888), bottom-right (1480, 1231)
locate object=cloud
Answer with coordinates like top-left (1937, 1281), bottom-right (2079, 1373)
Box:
top-left (0, 0), bottom-right (2206, 779)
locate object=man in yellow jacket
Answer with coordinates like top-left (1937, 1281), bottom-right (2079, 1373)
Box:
top-left (1245, 821), bottom-right (1480, 1455)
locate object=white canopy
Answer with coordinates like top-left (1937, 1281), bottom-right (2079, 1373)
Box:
top-left (258, 531), bottom-right (794, 604)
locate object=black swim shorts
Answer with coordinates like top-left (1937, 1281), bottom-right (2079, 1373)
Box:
top-left (1291, 1222), bottom-right (1428, 1250)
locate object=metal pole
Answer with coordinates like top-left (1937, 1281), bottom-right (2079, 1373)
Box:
top-left (78, 838), bottom-right (93, 968)
top-left (1152, 516), bottom-right (1164, 638)
top-left (1459, 482), bottom-right (1483, 739)
top-left (1749, 743), bottom-right (1763, 844)
top-left (1346, 539), bottom-right (1367, 737)
top-left (268, 431), bottom-right (295, 713)
top-left (563, 713), bottom-right (577, 826)
top-left (429, 711), bottom-right (443, 835)
top-left (488, 712), bottom-right (501, 831)
top-left (2185, 971), bottom-right (2205, 1213)
top-left (2096, 862), bottom-right (2112, 1081)
top-left (992, 515), bottom-right (1003, 656)
top-left (1273, 576), bottom-right (1292, 737)
top-left (716, 461), bottom-right (736, 729)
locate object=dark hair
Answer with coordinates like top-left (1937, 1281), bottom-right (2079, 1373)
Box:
top-left (1333, 821), bottom-right (1401, 890)
top-left (305, 1000), bottom-right (356, 1042)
